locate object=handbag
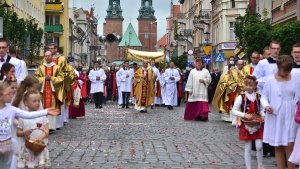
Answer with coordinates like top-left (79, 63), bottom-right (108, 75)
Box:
top-left (0, 139), bottom-right (12, 155)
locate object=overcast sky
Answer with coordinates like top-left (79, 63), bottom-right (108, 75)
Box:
top-left (70, 0), bottom-right (180, 40)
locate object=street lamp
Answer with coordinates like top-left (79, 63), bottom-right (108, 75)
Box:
top-left (1, 0), bottom-right (11, 11)
top-left (204, 31), bottom-right (210, 45)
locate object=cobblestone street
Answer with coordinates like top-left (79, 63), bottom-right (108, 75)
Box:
top-left (48, 102), bottom-right (277, 169)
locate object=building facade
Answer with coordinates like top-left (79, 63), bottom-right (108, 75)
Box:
top-left (271, 0), bottom-right (298, 24)
top-left (211, 0), bottom-right (248, 70)
top-left (44, 0), bottom-right (69, 57)
top-left (103, 0), bottom-right (123, 63)
top-left (137, 0), bottom-right (157, 52)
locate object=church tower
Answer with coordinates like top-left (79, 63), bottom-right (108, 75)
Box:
top-left (137, 0), bottom-right (157, 52)
top-left (103, 0), bottom-right (124, 62)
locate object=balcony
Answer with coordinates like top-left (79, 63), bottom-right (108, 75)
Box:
top-left (45, 24), bottom-right (63, 34)
top-left (177, 12), bottom-right (186, 24)
top-left (193, 9), bottom-right (211, 28)
top-left (45, 2), bottom-right (64, 12)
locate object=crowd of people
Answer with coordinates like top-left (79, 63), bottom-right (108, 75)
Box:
top-left (0, 35), bottom-right (300, 169)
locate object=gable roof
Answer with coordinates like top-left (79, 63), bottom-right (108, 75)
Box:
top-left (119, 23), bottom-right (142, 47)
top-left (157, 33), bottom-right (167, 48)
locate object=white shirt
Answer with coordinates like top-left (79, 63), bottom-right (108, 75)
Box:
top-left (151, 66), bottom-right (160, 82)
top-left (88, 68), bottom-right (106, 93)
top-left (118, 67), bottom-right (134, 92)
top-left (253, 58), bottom-right (278, 92)
top-left (0, 105), bottom-right (47, 141)
top-left (0, 54), bottom-right (25, 83)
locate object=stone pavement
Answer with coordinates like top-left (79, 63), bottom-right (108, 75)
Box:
top-left (48, 102), bottom-right (277, 169)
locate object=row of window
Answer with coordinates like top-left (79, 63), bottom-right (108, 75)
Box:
top-left (214, 22), bottom-right (236, 44)
top-left (12, 0), bottom-right (45, 24)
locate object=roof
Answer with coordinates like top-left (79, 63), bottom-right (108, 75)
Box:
top-left (119, 23), bottom-right (142, 47)
top-left (157, 33), bottom-right (168, 48)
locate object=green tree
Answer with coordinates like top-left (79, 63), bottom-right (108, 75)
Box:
top-left (171, 52), bottom-right (187, 70)
top-left (0, 8), bottom-right (27, 51)
top-left (234, 3), bottom-right (272, 60)
top-left (272, 21), bottom-right (300, 55)
top-left (26, 17), bottom-right (44, 64)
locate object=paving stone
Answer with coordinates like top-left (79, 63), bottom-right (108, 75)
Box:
top-left (46, 103), bottom-right (278, 168)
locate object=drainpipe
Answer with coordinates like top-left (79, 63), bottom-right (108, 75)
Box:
top-left (297, 0), bottom-right (300, 20)
top-left (270, 0), bottom-right (273, 24)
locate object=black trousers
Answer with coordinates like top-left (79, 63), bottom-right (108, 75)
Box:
top-left (122, 92), bottom-right (130, 107)
top-left (93, 92), bottom-right (103, 107)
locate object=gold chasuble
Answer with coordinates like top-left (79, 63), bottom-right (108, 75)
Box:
top-left (64, 65), bottom-right (76, 107)
top-left (238, 64), bottom-right (255, 91)
top-left (134, 67), bottom-right (157, 108)
top-left (34, 63), bottom-right (64, 109)
top-left (212, 69), bottom-right (239, 113)
top-left (43, 54), bottom-right (70, 101)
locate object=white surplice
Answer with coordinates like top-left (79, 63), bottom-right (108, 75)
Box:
top-left (253, 57), bottom-right (278, 92)
top-left (118, 67), bottom-right (134, 92)
top-left (185, 68), bottom-right (211, 102)
top-left (116, 69), bottom-right (123, 105)
top-left (159, 72), bottom-right (166, 104)
top-left (151, 66), bottom-right (161, 104)
top-left (163, 68), bottom-right (180, 106)
top-left (291, 62), bottom-right (300, 78)
top-left (88, 68), bottom-right (106, 93)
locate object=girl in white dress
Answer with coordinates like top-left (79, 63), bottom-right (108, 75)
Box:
top-left (232, 76), bottom-right (265, 169)
top-left (0, 82), bottom-right (60, 169)
top-left (16, 89), bottom-right (51, 169)
top-left (11, 76), bottom-right (41, 169)
top-left (261, 55), bottom-right (299, 169)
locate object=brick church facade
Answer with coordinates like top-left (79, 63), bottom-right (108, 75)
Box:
top-left (103, 0), bottom-right (157, 62)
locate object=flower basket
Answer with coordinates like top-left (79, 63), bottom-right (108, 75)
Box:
top-left (25, 128), bottom-right (46, 153)
top-left (242, 114), bottom-right (263, 128)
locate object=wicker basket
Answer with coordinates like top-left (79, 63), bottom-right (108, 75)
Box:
top-left (25, 128), bottom-right (46, 153)
top-left (242, 114), bottom-right (263, 128)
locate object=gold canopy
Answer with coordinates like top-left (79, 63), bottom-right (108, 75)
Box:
top-left (126, 48), bottom-right (166, 62)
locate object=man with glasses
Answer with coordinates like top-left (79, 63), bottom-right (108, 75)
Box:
top-left (239, 51), bottom-right (260, 91)
top-left (291, 43), bottom-right (300, 75)
top-left (253, 41), bottom-right (280, 92)
top-left (0, 38), bottom-right (25, 83)
top-left (134, 60), bottom-right (157, 113)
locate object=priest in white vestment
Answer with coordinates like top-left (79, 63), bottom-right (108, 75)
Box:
top-left (118, 60), bottom-right (134, 108)
top-left (184, 58), bottom-right (211, 121)
top-left (163, 61), bottom-right (180, 110)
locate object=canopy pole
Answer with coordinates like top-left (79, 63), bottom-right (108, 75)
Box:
top-left (125, 45), bottom-right (129, 60)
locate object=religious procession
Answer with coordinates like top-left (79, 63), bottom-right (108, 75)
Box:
top-left (1, 35), bottom-right (300, 169)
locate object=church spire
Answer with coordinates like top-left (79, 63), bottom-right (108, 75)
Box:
top-left (106, 0), bottom-right (123, 19)
top-left (138, 0), bottom-right (156, 19)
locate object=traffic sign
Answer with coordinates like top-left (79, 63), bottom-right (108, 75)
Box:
top-left (202, 46), bottom-right (212, 55)
top-left (188, 49), bottom-right (194, 56)
top-left (68, 56), bottom-right (74, 62)
top-left (204, 55), bottom-right (211, 64)
top-left (187, 62), bottom-right (194, 67)
top-left (215, 53), bottom-right (225, 62)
